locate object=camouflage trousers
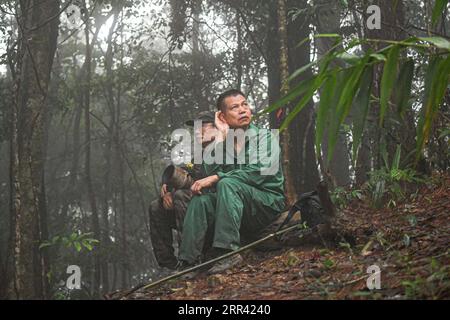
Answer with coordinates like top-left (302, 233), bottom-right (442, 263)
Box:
top-left (149, 189), bottom-right (192, 269)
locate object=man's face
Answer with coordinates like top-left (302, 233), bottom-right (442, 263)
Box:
top-left (221, 94), bottom-right (252, 129)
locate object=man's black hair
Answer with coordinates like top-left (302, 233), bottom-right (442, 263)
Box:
top-left (216, 89), bottom-right (246, 112)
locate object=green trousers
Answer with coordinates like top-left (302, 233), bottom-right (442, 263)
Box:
top-left (179, 177), bottom-right (285, 264)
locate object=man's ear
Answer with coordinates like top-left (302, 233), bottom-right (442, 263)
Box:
top-left (218, 111), bottom-right (226, 122)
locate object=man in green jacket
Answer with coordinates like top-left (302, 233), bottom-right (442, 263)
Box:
top-left (178, 89), bottom-right (286, 274)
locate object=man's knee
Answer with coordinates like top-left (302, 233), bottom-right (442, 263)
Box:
top-left (190, 194), bottom-right (211, 208)
top-left (216, 177), bottom-right (240, 192)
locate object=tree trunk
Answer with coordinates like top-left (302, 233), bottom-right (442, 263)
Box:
top-left (235, 8), bottom-right (243, 90)
top-left (267, 0), bottom-right (282, 129)
top-left (191, 0), bottom-right (206, 112)
top-left (286, 0), bottom-right (320, 193)
top-left (81, 1), bottom-right (101, 297)
top-left (11, 0), bottom-right (59, 299)
top-left (99, 6), bottom-right (121, 296)
top-left (277, 0), bottom-right (298, 206)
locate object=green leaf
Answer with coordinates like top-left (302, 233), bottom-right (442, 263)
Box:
top-left (336, 52), bottom-right (360, 65)
top-left (280, 75), bottom-right (325, 131)
top-left (419, 36), bottom-right (450, 51)
top-left (323, 259), bottom-right (335, 269)
top-left (392, 145), bottom-right (402, 171)
top-left (326, 68), bottom-right (354, 164)
top-left (39, 242), bottom-right (52, 250)
top-left (352, 66), bottom-right (373, 164)
top-left (84, 238), bottom-right (100, 244)
top-left (340, 0), bottom-right (349, 7)
top-left (416, 55), bottom-right (450, 160)
top-left (287, 61), bottom-right (316, 82)
top-left (438, 128), bottom-right (450, 139)
top-left (328, 53), bottom-right (371, 164)
top-left (370, 53), bottom-right (387, 62)
top-left (82, 240), bottom-right (93, 251)
top-left (315, 71), bottom-right (337, 156)
top-left (74, 241), bottom-right (82, 252)
top-left (431, 0), bottom-right (449, 27)
top-left (380, 45), bottom-right (400, 126)
top-left (393, 59), bottom-right (415, 117)
top-left (315, 33), bottom-right (342, 39)
top-left (259, 75), bottom-right (317, 116)
top-left (280, 53), bottom-right (335, 131)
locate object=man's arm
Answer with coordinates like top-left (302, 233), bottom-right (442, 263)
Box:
top-left (190, 175), bottom-right (219, 195)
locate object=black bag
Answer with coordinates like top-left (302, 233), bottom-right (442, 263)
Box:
top-left (277, 191), bottom-right (329, 232)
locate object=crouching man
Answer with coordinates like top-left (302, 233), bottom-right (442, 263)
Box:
top-left (178, 89), bottom-right (286, 274)
top-left (149, 111), bottom-right (217, 270)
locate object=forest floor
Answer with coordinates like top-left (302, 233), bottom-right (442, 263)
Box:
top-left (113, 174), bottom-right (449, 300)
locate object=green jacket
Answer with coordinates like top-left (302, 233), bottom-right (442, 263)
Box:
top-left (205, 123), bottom-right (285, 197)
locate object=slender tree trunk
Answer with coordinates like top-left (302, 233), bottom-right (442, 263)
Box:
top-left (191, 0), bottom-right (206, 112)
top-left (235, 8), bottom-right (243, 90)
top-left (99, 6), bottom-right (121, 295)
top-left (11, 0), bottom-right (59, 299)
top-left (277, 0), bottom-right (297, 205)
top-left (286, 0), bottom-right (320, 193)
top-left (267, 0), bottom-right (282, 129)
top-left (82, 3), bottom-right (101, 297)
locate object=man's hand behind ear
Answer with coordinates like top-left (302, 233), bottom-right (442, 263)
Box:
top-left (215, 111), bottom-right (229, 142)
top-left (160, 184), bottom-right (168, 198)
top-left (162, 192), bottom-right (174, 210)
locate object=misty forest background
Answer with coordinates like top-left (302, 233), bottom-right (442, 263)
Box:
top-left (0, 0), bottom-right (448, 299)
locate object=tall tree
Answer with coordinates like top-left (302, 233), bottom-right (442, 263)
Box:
top-left (277, 0), bottom-right (298, 205)
top-left (11, 0), bottom-right (60, 299)
top-left (80, 0), bottom-right (101, 297)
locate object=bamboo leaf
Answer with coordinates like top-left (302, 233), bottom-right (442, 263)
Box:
top-left (370, 53), bottom-right (387, 62)
top-left (280, 52), bottom-right (335, 131)
top-left (259, 75), bottom-right (317, 116)
top-left (336, 52), bottom-right (360, 65)
top-left (431, 0), bottom-right (449, 27)
top-left (419, 36), bottom-right (450, 51)
top-left (39, 242), bottom-right (52, 250)
top-left (315, 33), bottom-right (342, 38)
top-left (416, 55), bottom-right (450, 161)
top-left (352, 66), bottom-right (373, 164)
top-left (326, 68), bottom-right (354, 164)
top-left (287, 61), bottom-right (316, 82)
top-left (394, 59), bottom-right (415, 117)
top-left (280, 75), bottom-right (326, 131)
top-left (315, 71), bottom-right (337, 155)
top-left (392, 145), bottom-right (402, 171)
top-left (380, 45), bottom-right (400, 126)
